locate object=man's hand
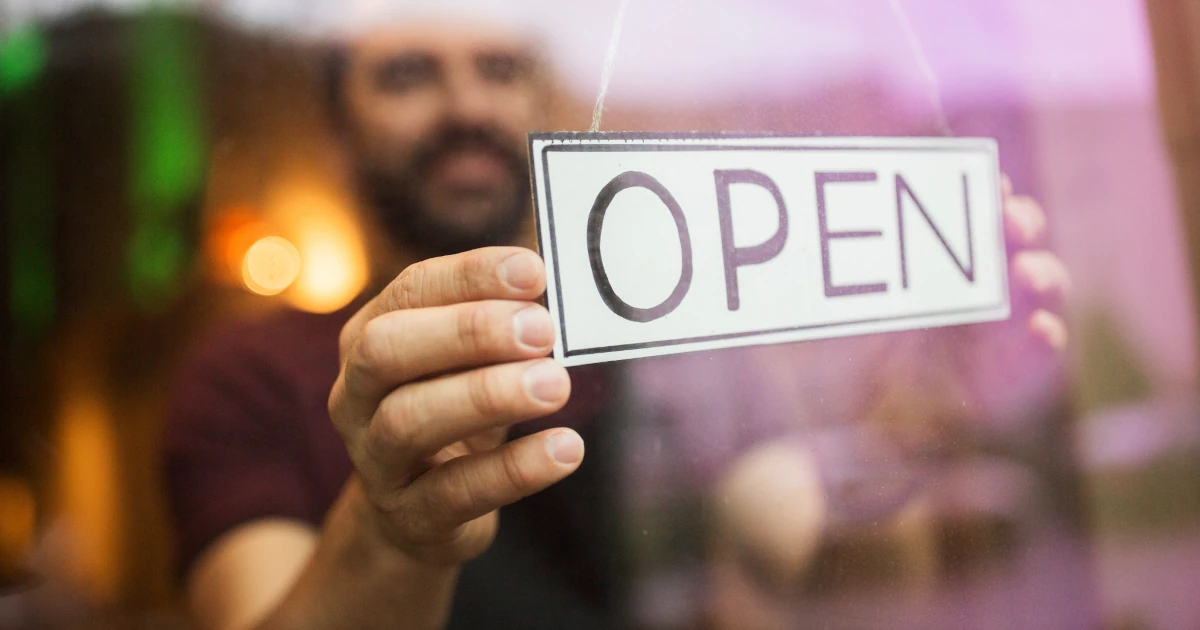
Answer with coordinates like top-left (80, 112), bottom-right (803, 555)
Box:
top-left (328, 246), bottom-right (583, 565)
top-left (963, 177), bottom-right (1071, 426)
top-left (872, 177), bottom-right (1072, 447)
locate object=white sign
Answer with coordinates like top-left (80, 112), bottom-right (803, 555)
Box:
top-left (529, 133), bottom-right (1009, 366)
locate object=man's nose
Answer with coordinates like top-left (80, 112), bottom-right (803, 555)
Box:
top-left (444, 73), bottom-right (495, 126)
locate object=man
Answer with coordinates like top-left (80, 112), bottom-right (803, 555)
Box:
top-left (167, 15), bottom-right (625, 629)
top-left (165, 12), bottom-right (1069, 630)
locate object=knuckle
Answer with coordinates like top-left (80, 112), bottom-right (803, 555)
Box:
top-left (391, 261), bottom-right (429, 310)
top-left (1006, 198), bottom-right (1037, 233)
top-left (356, 317), bottom-right (397, 376)
top-left (366, 484), bottom-right (407, 520)
top-left (457, 249), bottom-right (493, 298)
top-left (383, 493), bottom-right (433, 543)
top-left (1018, 197), bottom-right (1046, 232)
top-left (466, 368), bottom-right (509, 418)
top-left (498, 445), bottom-right (533, 496)
top-left (1012, 250), bottom-right (1040, 275)
top-left (1011, 251), bottom-right (1030, 274)
top-left (1013, 251), bottom-right (1070, 302)
top-left (445, 465), bottom-right (481, 519)
top-left (421, 466), bottom-right (477, 535)
top-left (1033, 251), bottom-right (1059, 271)
top-left (370, 389), bottom-right (422, 455)
top-left (456, 303), bottom-right (498, 356)
top-left (327, 376), bottom-right (351, 432)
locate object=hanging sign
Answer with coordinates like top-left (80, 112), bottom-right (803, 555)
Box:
top-left (529, 132), bottom-right (1009, 366)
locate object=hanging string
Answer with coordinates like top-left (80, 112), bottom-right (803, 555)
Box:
top-left (590, 0), bottom-right (633, 132)
top-left (590, 0), bottom-right (948, 135)
top-left (885, 0), bottom-right (954, 136)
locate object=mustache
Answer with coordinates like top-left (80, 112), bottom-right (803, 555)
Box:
top-left (409, 124), bottom-right (525, 177)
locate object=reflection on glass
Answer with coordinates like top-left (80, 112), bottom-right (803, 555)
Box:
top-left (0, 1), bottom-right (1196, 629)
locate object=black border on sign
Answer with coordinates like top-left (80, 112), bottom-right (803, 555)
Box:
top-left (528, 132), bottom-right (1007, 360)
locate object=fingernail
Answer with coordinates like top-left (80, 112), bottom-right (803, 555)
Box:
top-left (500, 253), bottom-right (541, 291)
top-left (546, 431), bottom-right (583, 465)
top-left (524, 360), bottom-right (568, 404)
top-left (513, 306), bottom-right (554, 350)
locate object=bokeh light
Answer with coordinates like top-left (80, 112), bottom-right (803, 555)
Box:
top-left (264, 185), bottom-right (369, 314)
top-left (0, 25), bottom-right (47, 96)
top-left (57, 379), bottom-right (120, 603)
top-left (0, 476), bottom-right (35, 578)
top-left (241, 235), bottom-right (302, 296)
top-left (283, 218), bottom-right (369, 313)
top-left (204, 208), bottom-right (271, 283)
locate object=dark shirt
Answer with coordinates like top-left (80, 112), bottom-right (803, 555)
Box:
top-left (163, 304), bottom-right (625, 628)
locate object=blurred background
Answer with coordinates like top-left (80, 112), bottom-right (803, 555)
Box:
top-left (2, 0), bottom-right (1200, 628)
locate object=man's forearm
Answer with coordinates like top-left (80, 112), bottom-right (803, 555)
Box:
top-left (256, 478), bottom-right (461, 630)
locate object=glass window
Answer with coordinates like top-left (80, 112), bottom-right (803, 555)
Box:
top-left (1, 1), bottom-right (1196, 628)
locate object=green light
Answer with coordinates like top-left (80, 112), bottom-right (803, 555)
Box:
top-left (6, 79), bottom-right (55, 339)
top-left (130, 11), bottom-right (204, 210)
top-left (126, 10), bottom-right (205, 306)
top-left (0, 25), bottom-right (47, 96)
top-left (10, 194), bottom-right (55, 336)
top-left (128, 220), bottom-right (185, 308)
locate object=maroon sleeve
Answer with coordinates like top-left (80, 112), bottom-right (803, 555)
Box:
top-left (162, 320), bottom-right (321, 580)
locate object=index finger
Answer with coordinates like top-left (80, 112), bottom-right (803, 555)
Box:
top-left (1004, 195), bottom-right (1048, 250)
top-left (342, 247), bottom-right (546, 357)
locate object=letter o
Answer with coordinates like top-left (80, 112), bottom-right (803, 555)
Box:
top-left (586, 171), bottom-right (693, 323)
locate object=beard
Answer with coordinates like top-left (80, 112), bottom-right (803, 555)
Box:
top-left (354, 123), bottom-right (532, 260)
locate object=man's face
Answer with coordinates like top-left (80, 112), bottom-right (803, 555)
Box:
top-left (340, 24), bottom-right (547, 258)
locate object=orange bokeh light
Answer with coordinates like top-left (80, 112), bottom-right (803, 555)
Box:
top-left (242, 236), bottom-right (303, 296)
top-left (0, 476), bottom-right (35, 575)
top-left (265, 186), bottom-right (369, 313)
top-left (205, 208), bottom-right (272, 284)
top-left (57, 380), bottom-right (121, 603)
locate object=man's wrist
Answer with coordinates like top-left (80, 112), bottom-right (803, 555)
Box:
top-left (338, 476), bottom-right (462, 576)
top-left (259, 478), bottom-right (461, 630)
